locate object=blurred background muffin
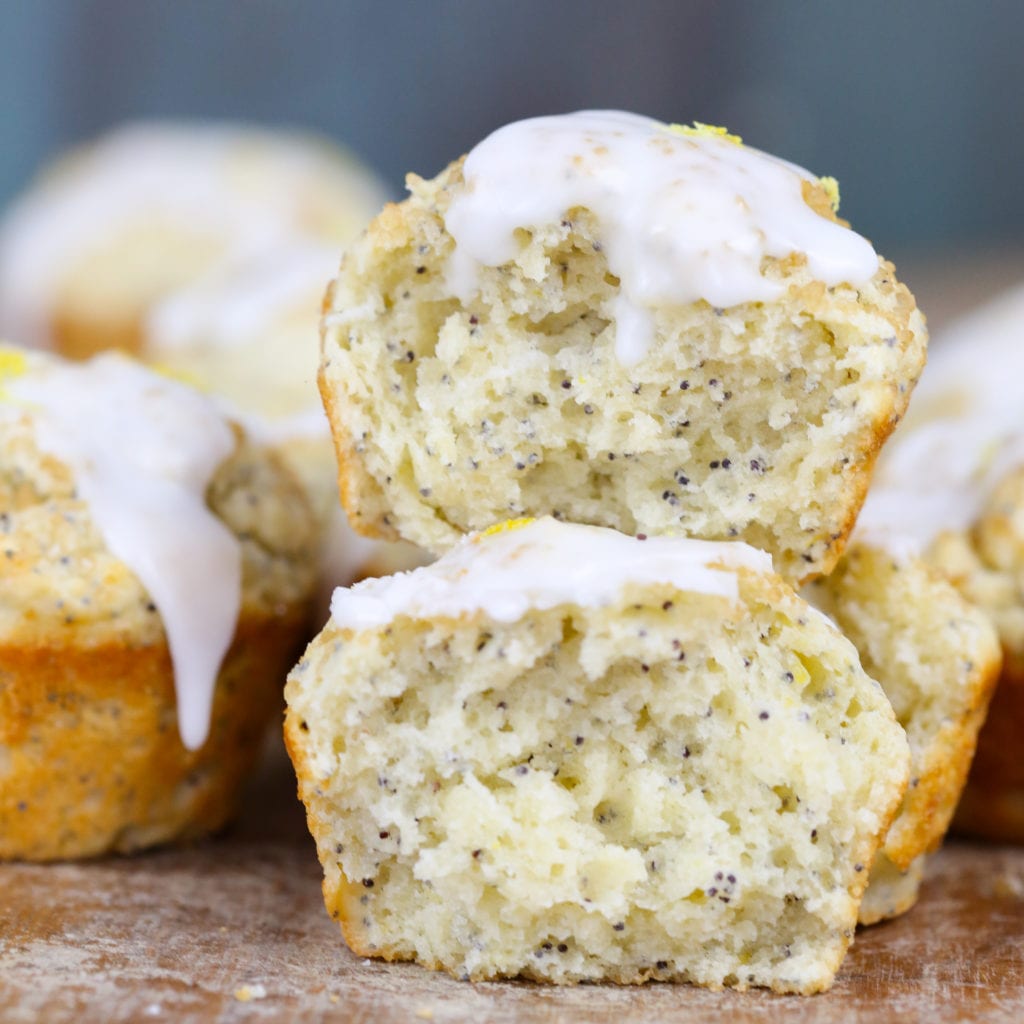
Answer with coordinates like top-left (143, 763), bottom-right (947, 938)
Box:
top-left (854, 285), bottom-right (1024, 843)
top-left (0, 121), bottom-right (387, 356)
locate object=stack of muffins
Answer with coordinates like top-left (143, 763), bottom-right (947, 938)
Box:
top-left (1, 110), bottom-right (1016, 996)
top-left (283, 112), bottom-right (1001, 992)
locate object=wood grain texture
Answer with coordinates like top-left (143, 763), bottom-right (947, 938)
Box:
top-left (1, 735), bottom-right (1022, 1024)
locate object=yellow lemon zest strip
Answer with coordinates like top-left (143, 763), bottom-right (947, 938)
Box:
top-left (477, 517), bottom-right (537, 541)
top-left (148, 361), bottom-right (209, 391)
top-left (817, 175), bottom-right (841, 213)
top-left (666, 122), bottom-right (743, 146)
top-left (0, 345), bottom-right (29, 401)
top-left (0, 346), bottom-right (28, 382)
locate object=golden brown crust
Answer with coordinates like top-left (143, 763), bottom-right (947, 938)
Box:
top-left (920, 466), bottom-right (1024, 842)
top-left (786, 259), bottom-right (923, 585)
top-left (805, 541), bottom-right (1001, 877)
top-left (319, 274), bottom-right (389, 543)
top-left (50, 306), bottom-right (145, 361)
top-left (800, 179), bottom-right (839, 223)
top-left (1, 608), bottom-right (308, 860)
top-left (318, 212), bottom-right (407, 545)
top-left (284, 690), bottom-right (372, 956)
top-left (954, 659), bottom-right (1024, 842)
top-left (885, 652), bottom-right (1001, 867)
top-left (317, 354), bottom-right (398, 544)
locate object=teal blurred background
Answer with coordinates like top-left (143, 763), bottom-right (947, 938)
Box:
top-left (1, 0), bottom-right (1021, 259)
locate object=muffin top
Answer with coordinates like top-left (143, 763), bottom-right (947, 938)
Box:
top-left (0, 345), bottom-right (316, 748)
top-left (443, 111), bottom-right (879, 365)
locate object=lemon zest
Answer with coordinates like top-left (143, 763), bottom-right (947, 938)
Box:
top-left (817, 175), bottom-right (841, 213)
top-left (477, 517), bottom-right (537, 541)
top-left (148, 361), bottom-right (208, 391)
top-left (0, 345), bottom-right (29, 401)
top-left (0, 346), bottom-right (27, 381)
top-left (791, 660), bottom-right (811, 688)
top-left (666, 122), bottom-right (743, 146)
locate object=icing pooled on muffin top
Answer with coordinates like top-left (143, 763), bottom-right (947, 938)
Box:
top-left (330, 516), bottom-right (773, 629)
top-left (444, 111), bottom-right (878, 365)
top-left (1, 346), bottom-right (240, 750)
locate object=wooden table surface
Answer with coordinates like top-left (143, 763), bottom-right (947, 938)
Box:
top-left (4, 254), bottom-right (1024, 1023)
top-left (2, 732), bottom-right (1023, 1024)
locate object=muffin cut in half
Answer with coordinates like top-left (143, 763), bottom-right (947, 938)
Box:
top-left (286, 518), bottom-right (910, 993)
top-left (321, 111), bottom-right (926, 583)
top-left (804, 541), bottom-right (1001, 923)
top-left (0, 345), bottom-right (318, 859)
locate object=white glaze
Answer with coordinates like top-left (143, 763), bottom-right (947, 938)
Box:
top-left (0, 121), bottom-right (385, 348)
top-left (144, 238), bottom-right (340, 441)
top-left (3, 349), bottom-right (240, 750)
top-left (234, 403), bottom-right (331, 445)
top-left (145, 240), bottom-right (338, 355)
top-left (443, 110), bottom-right (878, 365)
top-left (144, 240), bottom-right (338, 442)
top-left (330, 517), bottom-right (773, 630)
top-left (855, 282), bottom-right (1024, 556)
